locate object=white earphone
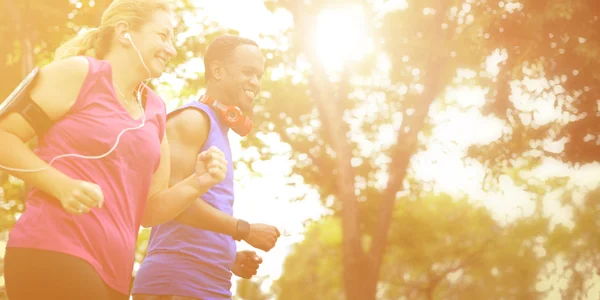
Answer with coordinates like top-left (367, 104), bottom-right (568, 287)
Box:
top-left (124, 32), bottom-right (153, 80)
top-left (0, 31), bottom-right (154, 173)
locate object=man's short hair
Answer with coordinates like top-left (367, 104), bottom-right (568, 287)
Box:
top-left (204, 35), bottom-right (259, 83)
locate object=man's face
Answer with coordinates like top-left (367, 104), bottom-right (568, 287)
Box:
top-left (220, 44), bottom-right (265, 114)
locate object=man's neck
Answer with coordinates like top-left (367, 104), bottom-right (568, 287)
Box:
top-left (204, 85), bottom-right (228, 104)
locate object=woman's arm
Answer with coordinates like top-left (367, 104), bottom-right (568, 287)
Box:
top-left (0, 56), bottom-right (104, 213)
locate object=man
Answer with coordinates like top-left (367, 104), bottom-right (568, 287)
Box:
top-left (132, 35), bottom-right (280, 299)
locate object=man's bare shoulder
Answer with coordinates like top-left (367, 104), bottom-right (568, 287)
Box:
top-left (167, 106), bottom-right (211, 148)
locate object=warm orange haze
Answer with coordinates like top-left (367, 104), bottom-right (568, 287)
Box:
top-left (0, 0), bottom-right (599, 299)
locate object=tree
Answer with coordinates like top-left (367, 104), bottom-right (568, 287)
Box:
top-left (250, 0), bottom-right (508, 298)
top-left (0, 0), bottom-right (111, 96)
top-left (463, 2), bottom-right (600, 296)
top-left (545, 187), bottom-right (600, 299)
top-left (274, 194), bottom-right (552, 299)
top-left (252, 1), bottom-right (600, 298)
top-left (273, 217), bottom-right (345, 300)
top-left (2, 0), bottom-right (598, 299)
top-left (468, 0), bottom-right (600, 165)
top-left (234, 276), bottom-right (273, 300)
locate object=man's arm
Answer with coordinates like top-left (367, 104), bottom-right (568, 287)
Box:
top-left (141, 134), bottom-right (217, 227)
top-left (168, 108), bottom-right (238, 236)
top-left (169, 108), bottom-right (280, 251)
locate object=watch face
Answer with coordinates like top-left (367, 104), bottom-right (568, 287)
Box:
top-left (0, 67), bottom-right (39, 113)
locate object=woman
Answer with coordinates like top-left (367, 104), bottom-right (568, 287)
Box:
top-left (0, 0), bottom-right (226, 299)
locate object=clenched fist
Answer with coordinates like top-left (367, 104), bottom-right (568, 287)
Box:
top-left (195, 146), bottom-right (227, 189)
top-left (244, 223), bottom-right (280, 252)
top-left (232, 250), bottom-right (262, 279)
top-left (56, 179), bottom-right (104, 215)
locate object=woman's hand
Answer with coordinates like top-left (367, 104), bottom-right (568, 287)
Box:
top-left (56, 179), bottom-right (104, 214)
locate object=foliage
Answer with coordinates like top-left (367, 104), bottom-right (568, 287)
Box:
top-left (275, 194), bottom-right (560, 299)
top-left (234, 276), bottom-right (273, 300)
top-left (273, 216), bottom-right (345, 300)
top-left (467, 0), bottom-right (600, 165)
top-left (1, 0), bottom-right (599, 299)
top-left (545, 187), bottom-right (600, 299)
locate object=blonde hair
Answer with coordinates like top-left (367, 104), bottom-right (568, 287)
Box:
top-left (55, 0), bottom-right (171, 60)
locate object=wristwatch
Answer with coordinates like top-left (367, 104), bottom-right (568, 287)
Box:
top-left (234, 219), bottom-right (250, 241)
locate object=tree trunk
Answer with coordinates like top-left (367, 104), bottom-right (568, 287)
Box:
top-left (4, 0), bottom-right (35, 77)
top-left (20, 37), bottom-right (35, 76)
top-left (3, 0), bottom-right (36, 196)
top-left (308, 60), bottom-right (370, 300)
top-left (283, 1), bottom-right (450, 299)
top-left (279, 1), bottom-right (371, 298)
top-left (367, 57), bottom-right (448, 292)
top-left (367, 2), bottom-right (451, 296)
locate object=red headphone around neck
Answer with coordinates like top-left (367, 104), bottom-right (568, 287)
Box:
top-left (198, 95), bottom-right (253, 137)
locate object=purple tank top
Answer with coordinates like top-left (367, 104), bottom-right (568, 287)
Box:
top-left (132, 101), bottom-right (236, 299)
top-left (6, 56), bottom-right (166, 295)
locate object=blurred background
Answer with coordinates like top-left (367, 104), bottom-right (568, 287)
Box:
top-left (1, 0), bottom-right (600, 299)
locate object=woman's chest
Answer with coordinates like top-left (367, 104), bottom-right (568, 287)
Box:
top-left (45, 105), bottom-right (163, 173)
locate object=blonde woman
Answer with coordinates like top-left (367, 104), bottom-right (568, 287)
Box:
top-left (0, 1), bottom-right (227, 299)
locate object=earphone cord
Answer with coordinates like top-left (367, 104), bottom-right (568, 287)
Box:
top-left (0, 33), bottom-right (151, 173)
top-left (0, 90), bottom-right (146, 173)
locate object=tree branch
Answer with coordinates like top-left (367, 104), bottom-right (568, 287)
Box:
top-left (282, 2), bottom-right (367, 298)
top-left (427, 237), bottom-right (494, 298)
top-left (370, 27), bottom-right (450, 299)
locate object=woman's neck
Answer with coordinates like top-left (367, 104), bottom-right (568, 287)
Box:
top-left (104, 52), bottom-right (145, 98)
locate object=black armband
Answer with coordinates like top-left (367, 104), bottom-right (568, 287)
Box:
top-left (0, 67), bottom-right (53, 136)
top-left (234, 219), bottom-right (250, 241)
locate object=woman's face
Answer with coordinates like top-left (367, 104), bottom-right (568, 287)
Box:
top-left (126, 10), bottom-right (177, 78)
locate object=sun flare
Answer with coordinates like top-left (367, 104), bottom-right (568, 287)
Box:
top-left (315, 6), bottom-right (370, 72)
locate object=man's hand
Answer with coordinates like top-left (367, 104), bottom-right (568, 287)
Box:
top-left (232, 250), bottom-right (262, 279)
top-left (244, 223), bottom-right (281, 252)
top-left (195, 146), bottom-right (227, 189)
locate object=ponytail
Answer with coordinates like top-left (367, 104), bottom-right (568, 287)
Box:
top-left (54, 0), bottom-right (172, 61)
top-left (54, 27), bottom-right (110, 61)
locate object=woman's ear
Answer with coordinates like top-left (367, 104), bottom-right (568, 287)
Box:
top-left (114, 20), bottom-right (131, 46)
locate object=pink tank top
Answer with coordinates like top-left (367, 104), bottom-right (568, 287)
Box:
top-left (7, 56), bottom-right (166, 295)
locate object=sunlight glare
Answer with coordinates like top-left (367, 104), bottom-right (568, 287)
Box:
top-left (315, 6), bottom-right (370, 72)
